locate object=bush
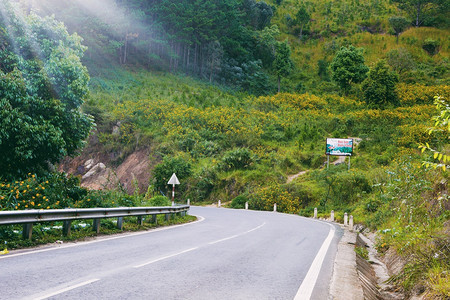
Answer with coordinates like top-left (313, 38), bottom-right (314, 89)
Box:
top-left (152, 156), bottom-right (192, 194)
top-left (249, 185), bottom-right (301, 213)
top-left (230, 194), bottom-right (249, 209)
top-left (422, 39), bottom-right (440, 56)
top-left (191, 167), bottom-right (218, 202)
top-left (0, 173), bottom-right (87, 210)
top-left (147, 195), bottom-right (171, 206)
top-left (317, 167), bottom-right (372, 207)
top-left (220, 148), bottom-right (255, 171)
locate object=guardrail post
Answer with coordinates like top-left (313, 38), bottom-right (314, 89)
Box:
top-left (151, 215), bottom-right (157, 224)
top-left (23, 223), bottom-right (33, 240)
top-left (273, 203), bottom-right (277, 212)
top-left (187, 199), bottom-right (190, 206)
top-left (314, 207), bottom-right (317, 218)
top-left (117, 217), bottom-right (124, 230)
top-left (63, 221), bottom-right (72, 236)
top-left (349, 215), bottom-right (354, 231)
top-left (93, 219), bottom-right (100, 233)
top-left (344, 212), bottom-right (348, 226)
top-left (137, 216), bottom-right (144, 226)
top-left (165, 214), bottom-right (170, 221)
top-left (330, 210), bottom-right (334, 222)
top-left (245, 202), bottom-right (248, 210)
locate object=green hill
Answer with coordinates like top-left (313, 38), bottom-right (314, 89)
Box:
top-left (1, 0), bottom-right (449, 296)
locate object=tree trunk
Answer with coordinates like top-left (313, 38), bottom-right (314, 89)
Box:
top-left (277, 75), bottom-right (281, 93)
top-left (122, 33), bottom-right (128, 65)
top-left (416, 3), bottom-right (421, 27)
top-left (187, 47), bottom-right (190, 73)
top-left (194, 43), bottom-right (198, 74)
top-left (209, 56), bottom-right (213, 83)
top-left (169, 40), bottom-right (173, 72)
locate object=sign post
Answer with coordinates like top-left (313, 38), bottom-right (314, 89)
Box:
top-left (167, 173), bottom-right (180, 206)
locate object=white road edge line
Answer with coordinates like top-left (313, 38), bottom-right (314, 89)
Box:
top-left (134, 247), bottom-right (199, 268)
top-left (30, 278), bottom-right (100, 300)
top-left (1, 215), bottom-right (205, 260)
top-left (208, 222), bottom-right (265, 245)
top-left (294, 223), bottom-right (336, 300)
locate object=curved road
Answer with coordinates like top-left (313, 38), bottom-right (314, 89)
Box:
top-left (0, 207), bottom-right (342, 299)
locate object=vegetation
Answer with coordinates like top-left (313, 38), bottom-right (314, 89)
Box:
top-left (0, 0), bottom-right (449, 297)
top-left (362, 59), bottom-right (399, 108)
top-left (0, 1), bottom-right (93, 179)
top-left (331, 45), bottom-right (369, 94)
top-left (1, 214), bottom-right (196, 250)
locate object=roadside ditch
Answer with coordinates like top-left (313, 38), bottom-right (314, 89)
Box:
top-left (329, 223), bottom-right (406, 300)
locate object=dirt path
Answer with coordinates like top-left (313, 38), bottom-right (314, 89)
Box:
top-left (286, 170), bottom-right (308, 183)
top-left (286, 156), bottom-right (348, 184)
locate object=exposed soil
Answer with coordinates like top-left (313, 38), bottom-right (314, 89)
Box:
top-left (59, 134), bottom-right (156, 194)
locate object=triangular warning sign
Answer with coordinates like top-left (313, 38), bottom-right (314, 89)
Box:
top-left (167, 173), bottom-right (180, 185)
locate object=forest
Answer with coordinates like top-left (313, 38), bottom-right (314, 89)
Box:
top-left (0, 0), bottom-right (449, 297)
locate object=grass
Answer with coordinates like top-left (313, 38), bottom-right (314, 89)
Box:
top-left (0, 215), bottom-right (197, 251)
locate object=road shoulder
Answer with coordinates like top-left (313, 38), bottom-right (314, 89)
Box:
top-left (329, 226), bottom-right (364, 300)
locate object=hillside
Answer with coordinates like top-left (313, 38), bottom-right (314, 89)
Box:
top-left (1, 0), bottom-right (449, 297)
top-left (26, 0), bottom-right (449, 92)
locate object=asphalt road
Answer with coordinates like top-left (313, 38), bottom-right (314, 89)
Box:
top-left (0, 207), bottom-right (342, 300)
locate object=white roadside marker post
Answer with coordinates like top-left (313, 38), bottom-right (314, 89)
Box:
top-left (349, 215), bottom-right (354, 231)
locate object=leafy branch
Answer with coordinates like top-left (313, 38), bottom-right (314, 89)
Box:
top-left (419, 96), bottom-right (449, 171)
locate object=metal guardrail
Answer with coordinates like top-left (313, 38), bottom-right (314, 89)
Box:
top-left (0, 205), bottom-right (190, 239)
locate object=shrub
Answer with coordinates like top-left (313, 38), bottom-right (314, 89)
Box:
top-left (0, 173), bottom-right (87, 210)
top-left (188, 167), bottom-right (218, 202)
top-left (220, 148), bottom-right (255, 171)
top-left (152, 156), bottom-right (192, 194)
top-left (422, 39), bottom-right (440, 56)
top-left (230, 194), bottom-right (249, 209)
top-left (386, 48), bottom-right (415, 74)
top-left (397, 83), bottom-right (450, 106)
top-left (249, 185), bottom-right (301, 213)
top-left (148, 195), bottom-right (171, 206)
top-left (317, 167), bottom-right (372, 207)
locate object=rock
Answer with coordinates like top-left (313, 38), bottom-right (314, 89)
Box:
top-left (84, 159), bottom-right (95, 170)
top-left (82, 162), bottom-right (106, 180)
top-left (112, 121), bottom-right (121, 135)
top-left (76, 165), bottom-right (85, 175)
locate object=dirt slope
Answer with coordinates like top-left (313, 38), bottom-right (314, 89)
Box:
top-left (59, 136), bottom-right (155, 194)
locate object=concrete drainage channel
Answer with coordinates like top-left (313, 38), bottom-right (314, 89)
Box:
top-left (329, 223), bottom-right (405, 300)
